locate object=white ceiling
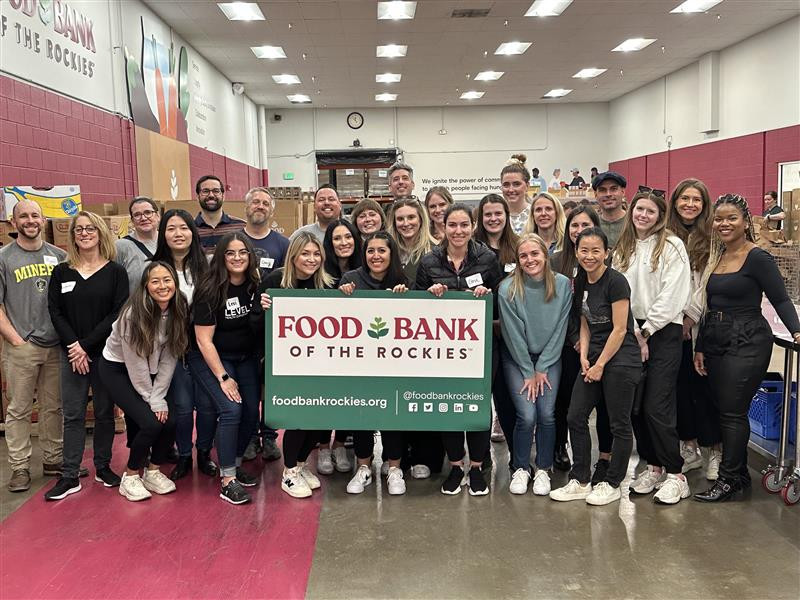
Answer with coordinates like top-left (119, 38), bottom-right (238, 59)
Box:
top-left (142, 0), bottom-right (800, 108)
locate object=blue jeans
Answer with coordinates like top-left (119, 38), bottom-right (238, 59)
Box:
top-left (187, 351), bottom-right (260, 477)
top-left (502, 346), bottom-right (560, 471)
top-left (169, 353), bottom-right (218, 457)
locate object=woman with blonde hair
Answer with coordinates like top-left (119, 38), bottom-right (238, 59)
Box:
top-left (44, 212), bottom-right (129, 500)
top-left (499, 234), bottom-right (572, 496)
top-left (613, 190), bottom-right (692, 505)
top-left (424, 186), bottom-right (454, 242)
top-left (525, 192), bottom-right (566, 254)
top-left (386, 197), bottom-right (434, 283)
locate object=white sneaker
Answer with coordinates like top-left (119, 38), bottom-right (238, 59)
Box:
top-left (282, 467), bottom-right (312, 498)
top-left (317, 449), bottom-right (334, 475)
top-left (332, 446), bottom-right (352, 473)
top-left (346, 465), bottom-right (373, 494)
top-left (680, 443), bottom-right (703, 473)
top-left (549, 479), bottom-right (592, 502)
top-left (386, 466), bottom-right (406, 495)
top-left (142, 468), bottom-right (176, 495)
top-left (410, 464), bottom-right (431, 479)
top-left (586, 481), bottom-right (621, 506)
top-left (532, 470), bottom-right (552, 496)
top-left (654, 473), bottom-right (691, 505)
top-left (509, 468), bottom-right (531, 494)
top-left (630, 466), bottom-right (665, 494)
top-left (706, 448), bottom-right (722, 481)
top-left (119, 472), bottom-right (151, 502)
top-left (298, 462), bottom-right (321, 489)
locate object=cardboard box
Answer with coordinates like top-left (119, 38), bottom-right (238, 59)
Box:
top-left (791, 189), bottom-right (800, 213)
top-left (0, 221), bottom-right (16, 248)
top-left (3, 186), bottom-right (82, 220)
top-left (50, 218), bottom-right (71, 249)
top-left (789, 209), bottom-right (800, 242)
top-left (102, 216), bottom-right (131, 238)
top-left (271, 200), bottom-right (303, 236)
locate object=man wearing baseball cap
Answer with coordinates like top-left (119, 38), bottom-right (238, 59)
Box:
top-left (592, 171), bottom-right (627, 248)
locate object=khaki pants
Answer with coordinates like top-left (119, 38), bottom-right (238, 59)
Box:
top-left (1, 341), bottom-right (62, 470)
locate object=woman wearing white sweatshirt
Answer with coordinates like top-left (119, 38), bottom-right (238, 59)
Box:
top-left (612, 189), bottom-right (692, 505)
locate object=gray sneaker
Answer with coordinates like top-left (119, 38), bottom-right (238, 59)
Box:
top-left (262, 438), bottom-right (282, 461)
top-left (243, 437), bottom-right (260, 461)
top-left (8, 469), bottom-right (31, 492)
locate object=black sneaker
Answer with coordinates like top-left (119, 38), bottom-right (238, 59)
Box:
top-left (243, 437), bottom-right (260, 461)
top-left (44, 477), bottom-right (81, 501)
top-left (94, 467), bottom-right (122, 487)
top-left (441, 466), bottom-right (465, 495)
top-left (236, 467), bottom-right (259, 487)
top-left (165, 446), bottom-right (180, 464)
top-left (553, 446), bottom-right (571, 471)
top-left (591, 458), bottom-right (610, 486)
top-left (262, 438), bottom-right (282, 461)
top-left (220, 479), bottom-right (251, 505)
top-left (467, 466), bottom-right (489, 496)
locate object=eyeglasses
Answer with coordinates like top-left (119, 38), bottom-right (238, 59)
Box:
top-left (224, 249), bottom-right (250, 259)
top-left (638, 185), bottom-right (666, 198)
top-left (132, 209), bottom-right (157, 221)
top-left (74, 225), bottom-right (98, 235)
top-left (200, 188), bottom-right (224, 196)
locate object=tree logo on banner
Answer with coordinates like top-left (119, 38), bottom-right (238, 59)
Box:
top-left (367, 317), bottom-right (389, 339)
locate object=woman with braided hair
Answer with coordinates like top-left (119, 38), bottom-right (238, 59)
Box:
top-left (693, 194), bottom-right (800, 502)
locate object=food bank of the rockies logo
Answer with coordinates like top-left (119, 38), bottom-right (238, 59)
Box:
top-left (277, 315), bottom-right (480, 342)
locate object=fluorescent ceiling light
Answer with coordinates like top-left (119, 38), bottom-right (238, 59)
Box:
top-left (377, 1), bottom-right (416, 20)
top-left (377, 44), bottom-right (408, 58)
top-left (543, 88), bottom-right (572, 98)
top-left (376, 73), bottom-right (402, 83)
top-left (670, 0), bottom-right (723, 13)
top-left (217, 3), bottom-right (265, 21)
top-left (287, 94), bottom-right (311, 103)
top-left (525, 0), bottom-right (573, 17)
top-left (251, 46), bottom-right (286, 59)
top-left (495, 42), bottom-right (531, 56)
top-left (460, 91), bottom-right (485, 100)
top-left (272, 74), bottom-right (301, 85)
top-left (474, 71), bottom-right (504, 81)
top-left (376, 93), bottom-right (398, 101)
top-left (612, 38), bottom-right (657, 52)
top-left (573, 68), bottom-right (607, 79)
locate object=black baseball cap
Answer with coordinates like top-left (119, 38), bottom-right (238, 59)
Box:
top-left (592, 171), bottom-right (627, 190)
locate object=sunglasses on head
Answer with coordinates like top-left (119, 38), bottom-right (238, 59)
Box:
top-left (638, 185), bottom-right (666, 198)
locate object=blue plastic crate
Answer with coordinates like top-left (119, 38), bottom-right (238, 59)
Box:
top-left (748, 373), bottom-right (798, 441)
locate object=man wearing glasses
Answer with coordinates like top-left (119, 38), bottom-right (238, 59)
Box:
top-left (116, 196), bottom-right (161, 293)
top-left (195, 175), bottom-right (245, 253)
top-left (592, 171), bottom-right (628, 249)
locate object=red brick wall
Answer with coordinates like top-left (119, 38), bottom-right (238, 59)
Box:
top-left (610, 125), bottom-right (800, 214)
top-left (0, 75), bottom-right (267, 208)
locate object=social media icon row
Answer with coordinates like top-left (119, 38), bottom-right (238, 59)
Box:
top-left (407, 403), bottom-right (480, 413)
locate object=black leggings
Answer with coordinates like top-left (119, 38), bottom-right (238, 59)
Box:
top-left (353, 431), bottom-right (405, 461)
top-left (442, 430), bottom-right (491, 464)
top-left (493, 337), bottom-right (516, 460)
top-left (318, 430), bottom-right (349, 446)
top-left (283, 429), bottom-right (323, 469)
top-left (555, 344), bottom-right (580, 448)
top-left (99, 358), bottom-right (176, 471)
top-left (676, 339), bottom-right (721, 446)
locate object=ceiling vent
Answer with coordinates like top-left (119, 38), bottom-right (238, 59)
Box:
top-left (451, 8), bottom-right (491, 18)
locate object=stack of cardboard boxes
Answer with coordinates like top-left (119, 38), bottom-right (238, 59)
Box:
top-left (781, 189), bottom-right (800, 243)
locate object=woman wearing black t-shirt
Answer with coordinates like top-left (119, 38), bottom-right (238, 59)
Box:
top-left (255, 232), bottom-right (335, 499)
top-left (189, 233), bottom-right (261, 505)
top-left (549, 227), bottom-right (642, 507)
top-left (693, 194), bottom-right (800, 502)
top-left (339, 232), bottom-right (409, 495)
top-left (416, 203), bottom-right (504, 496)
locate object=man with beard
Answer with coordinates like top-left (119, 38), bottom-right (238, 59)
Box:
top-left (593, 171), bottom-right (628, 248)
top-left (115, 196), bottom-right (160, 293)
top-left (290, 185), bottom-right (342, 242)
top-left (194, 175), bottom-right (245, 253)
top-left (388, 162), bottom-right (415, 201)
top-left (0, 201), bottom-right (67, 492)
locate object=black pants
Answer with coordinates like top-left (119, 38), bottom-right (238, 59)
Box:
top-left (99, 358), bottom-right (176, 471)
top-left (701, 313), bottom-right (772, 485)
top-left (493, 337), bottom-right (516, 461)
top-left (676, 339), bottom-right (721, 446)
top-left (318, 430), bottom-right (349, 445)
top-left (568, 364), bottom-right (641, 487)
top-left (283, 429), bottom-right (323, 469)
top-left (631, 323), bottom-right (684, 473)
top-left (442, 430), bottom-right (491, 464)
top-left (404, 431), bottom-right (445, 472)
top-left (555, 344), bottom-right (580, 448)
top-left (354, 431), bottom-right (405, 461)
top-left (596, 399), bottom-right (613, 454)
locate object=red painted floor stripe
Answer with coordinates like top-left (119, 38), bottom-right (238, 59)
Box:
top-left (1, 436), bottom-right (323, 600)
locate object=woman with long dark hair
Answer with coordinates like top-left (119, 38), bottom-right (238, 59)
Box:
top-left (97, 261), bottom-right (189, 501)
top-left (416, 203), bottom-right (504, 496)
top-left (323, 218), bottom-right (362, 285)
top-left (666, 179), bottom-right (721, 480)
top-left (693, 194), bottom-right (800, 501)
top-left (44, 212), bottom-right (128, 501)
top-left (151, 209), bottom-right (217, 481)
top-left (255, 232), bottom-right (335, 498)
top-left (189, 233), bottom-right (262, 505)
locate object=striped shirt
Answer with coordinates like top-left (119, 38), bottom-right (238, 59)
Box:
top-left (195, 212), bottom-right (245, 255)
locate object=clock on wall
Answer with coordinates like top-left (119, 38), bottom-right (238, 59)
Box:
top-left (347, 111), bottom-right (364, 129)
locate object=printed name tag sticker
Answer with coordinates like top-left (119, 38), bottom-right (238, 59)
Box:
top-left (465, 273), bottom-right (484, 288)
top-left (226, 297), bottom-right (241, 310)
top-left (61, 281), bottom-right (76, 293)
top-left (260, 257), bottom-right (275, 269)
top-left (43, 255), bottom-right (58, 266)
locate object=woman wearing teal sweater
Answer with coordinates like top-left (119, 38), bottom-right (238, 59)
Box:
top-left (499, 234), bottom-right (572, 496)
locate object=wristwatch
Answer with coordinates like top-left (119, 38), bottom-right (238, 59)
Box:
top-left (641, 328), bottom-right (651, 339)
top-left (219, 373), bottom-right (230, 383)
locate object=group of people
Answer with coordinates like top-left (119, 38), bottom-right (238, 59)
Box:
top-left (2, 156), bottom-right (798, 508)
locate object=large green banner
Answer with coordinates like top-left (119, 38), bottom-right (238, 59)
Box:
top-left (264, 290), bottom-right (493, 431)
